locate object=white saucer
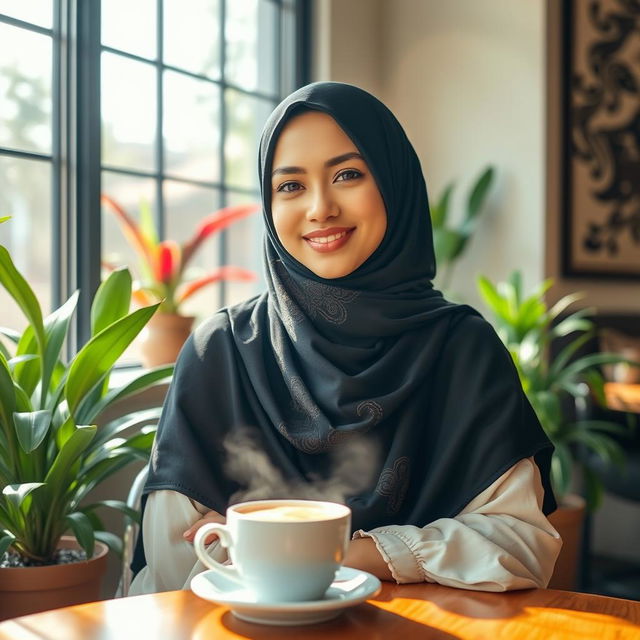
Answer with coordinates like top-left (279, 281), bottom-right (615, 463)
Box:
top-left (190, 566), bottom-right (382, 626)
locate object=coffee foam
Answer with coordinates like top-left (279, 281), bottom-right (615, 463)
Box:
top-left (243, 505), bottom-right (330, 522)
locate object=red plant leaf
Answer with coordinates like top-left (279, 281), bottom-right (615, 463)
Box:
top-left (175, 266), bottom-right (257, 304)
top-left (181, 204), bottom-right (260, 269)
top-left (155, 240), bottom-right (181, 283)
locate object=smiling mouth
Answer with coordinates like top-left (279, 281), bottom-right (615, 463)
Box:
top-left (303, 228), bottom-right (355, 252)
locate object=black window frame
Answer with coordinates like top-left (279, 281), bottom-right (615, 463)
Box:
top-left (0, 0), bottom-right (311, 353)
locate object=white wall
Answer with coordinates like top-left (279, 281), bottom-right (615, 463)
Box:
top-left (312, 0), bottom-right (546, 309)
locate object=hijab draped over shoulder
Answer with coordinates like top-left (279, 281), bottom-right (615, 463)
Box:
top-left (133, 82), bottom-right (555, 574)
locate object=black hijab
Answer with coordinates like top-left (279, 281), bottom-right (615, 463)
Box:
top-left (133, 82), bottom-right (555, 575)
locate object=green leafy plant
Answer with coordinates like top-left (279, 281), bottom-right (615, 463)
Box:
top-left (431, 166), bottom-right (495, 290)
top-left (101, 195), bottom-right (259, 314)
top-left (478, 270), bottom-right (636, 510)
top-left (0, 226), bottom-right (173, 563)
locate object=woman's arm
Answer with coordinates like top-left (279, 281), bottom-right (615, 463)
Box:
top-left (347, 457), bottom-right (562, 591)
top-left (128, 490), bottom-right (226, 595)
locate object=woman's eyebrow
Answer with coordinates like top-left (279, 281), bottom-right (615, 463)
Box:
top-left (271, 152), bottom-right (363, 177)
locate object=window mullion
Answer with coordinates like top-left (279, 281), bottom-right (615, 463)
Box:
top-left (156, 0), bottom-right (165, 240)
top-left (68, 0), bottom-right (102, 351)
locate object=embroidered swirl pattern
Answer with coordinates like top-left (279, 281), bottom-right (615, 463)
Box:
top-left (376, 456), bottom-right (410, 514)
top-left (272, 259), bottom-right (358, 325)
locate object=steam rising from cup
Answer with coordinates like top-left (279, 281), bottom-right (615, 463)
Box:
top-left (223, 427), bottom-right (380, 506)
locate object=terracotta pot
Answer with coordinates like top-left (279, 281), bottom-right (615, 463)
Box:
top-left (139, 313), bottom-right (195, 368)
top-left (0, 536), bottom-right (109, 621)
top-left (547, 494), bottom-right (586, 591)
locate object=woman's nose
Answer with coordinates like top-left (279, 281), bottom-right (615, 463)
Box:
top-left (306, 191), bottom-right (338, 222)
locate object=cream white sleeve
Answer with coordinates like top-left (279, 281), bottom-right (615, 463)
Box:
top-left (128, 490), bottom-right (228, 595)
top-left (353, 457), bottom-right (562, 591)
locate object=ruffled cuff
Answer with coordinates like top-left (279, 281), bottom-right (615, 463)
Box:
top-left (353, 528), bottom-right (432, 584)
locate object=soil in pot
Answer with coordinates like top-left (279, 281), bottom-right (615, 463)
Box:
top-left (0, 537), bottom-right (109, 621)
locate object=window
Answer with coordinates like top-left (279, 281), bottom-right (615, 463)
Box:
top-left (0, 0), bottom-right (309, 361)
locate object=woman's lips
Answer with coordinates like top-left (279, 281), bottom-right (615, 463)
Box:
top-left (303, 228), bottom-right (355, 253)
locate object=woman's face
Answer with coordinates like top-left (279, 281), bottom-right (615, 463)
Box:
top-left (270, 111), bottom-right (387, 279)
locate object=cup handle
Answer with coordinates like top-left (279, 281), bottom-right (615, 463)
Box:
top-left (193, 522), bottom-right (243, 585)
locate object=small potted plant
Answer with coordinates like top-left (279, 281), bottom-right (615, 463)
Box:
top-left (477, 270), bottom-right (635, 589)
top-left (430, 166), bottom-right (495, 293)
top-left (102, 196), bottom-right (259, 367)
top-left (0, 225), bottom-right (173, 619)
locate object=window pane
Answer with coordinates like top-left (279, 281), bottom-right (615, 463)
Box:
top-left (102, 53), bottom-right (156, 171)
top-left (101, 171), bottom-right (157, 365)
top-left (164, 180), bottom-right (221, 320)
top-left (164, 71), bottom-right (220, 182)
top-left (225, 91), bottom-right (273, 190)
top-left (101, 0), bottom-right (156, 59)
top-left (0, 23), bottom-right (52, 154)
top-left (164, 0), bottom-right (220, 79)
top-left (0, 1), bottom-right (52, 28)
top-left (225, 0), bottom-right (278, 94)
top-left (0, 156), bottom-right (51, 332)
top-left (225, 190), bottom-right (264, 306)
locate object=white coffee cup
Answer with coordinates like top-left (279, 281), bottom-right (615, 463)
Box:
top-left (193, 499), bottom-right (351, 602)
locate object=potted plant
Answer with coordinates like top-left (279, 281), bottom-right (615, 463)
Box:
top-left (430, 166), bottom-right (495, 293)
top-left (101, 196), bottom-right (259, 367)
top-left (0, 228), bottom-right (173, 619)
top-left (477, 270), bottom-right (635, 589)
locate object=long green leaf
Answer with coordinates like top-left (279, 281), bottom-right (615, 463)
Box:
top-left (548, 292), bottom-right (585, 321)
top-left (65, 511), bottom-right (95, 558)
top-left (45, 425), bottom-right (97, 495)
top-left (549, 331), bottom-right (594, 382)
top-left (477, 275), bottom-right (510, 322)
top-left (13, 327), bottom-right (40, 397)
top-left (82, 499), bottom-right (141, 524)
top-left (91, 268), bottom-right (132, 336)
top-left (89, 407), bottom-right (161, 450)
top-left (84, 367), bottom-right (172, 424)
top-left (0, 532), bottom-right (16, 556)
top-left (2, 483), bottom-right (45, 510)
top-left (431, 183), bottom-right (454, 228)
top-left (72, 453), bottom-right (144, 506)
top-left (41, 291), bottom-right (79, 409)
top-left (65, 303), bottom-right (160, 415)
top-left (433, 228), bottom-right (466, 263)
top-left (13, 410), bottom-right (51, 453)
top-left (466, 166), bottom-right (494, 220)
top-left (558, 353), bottom-right (633, 386)
top-left (0, 352), bottom-right (16, 435)
top-left (0, 327), bottom-right (20, 344)
top-left (0, 245), bottom-right (45, 357)
top-left (551, 443), bottom-right (573, 501)
top-left (94, 530), bottom-right (122, 557)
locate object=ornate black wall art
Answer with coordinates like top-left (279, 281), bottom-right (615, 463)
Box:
top-left (562, 0), bottom-right (640, 277)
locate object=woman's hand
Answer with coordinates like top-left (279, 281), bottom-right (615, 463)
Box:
top-left (183, 510), bottom-right (226, 545)
top-left (343, 537), bottom-right (393, 581)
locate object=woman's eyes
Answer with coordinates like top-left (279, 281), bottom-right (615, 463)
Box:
top-left (276, 169), bottom-right (363, 193)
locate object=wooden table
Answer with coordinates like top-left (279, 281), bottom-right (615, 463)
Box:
top-left (0, 582), bottom-right (639, 639)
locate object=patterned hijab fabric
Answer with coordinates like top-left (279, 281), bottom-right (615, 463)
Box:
top-left (135, 83), bottom-right (555, 576)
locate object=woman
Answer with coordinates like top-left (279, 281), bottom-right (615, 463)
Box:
top-left (130, 82), bottom-right (561, 595)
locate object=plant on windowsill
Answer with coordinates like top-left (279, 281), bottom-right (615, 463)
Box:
top-left (0, 220), bottom-right (173, 618)
top-left (478, 270), bottom-right (636, 589)
top-left (101, 195), bottom-right (259, 367)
